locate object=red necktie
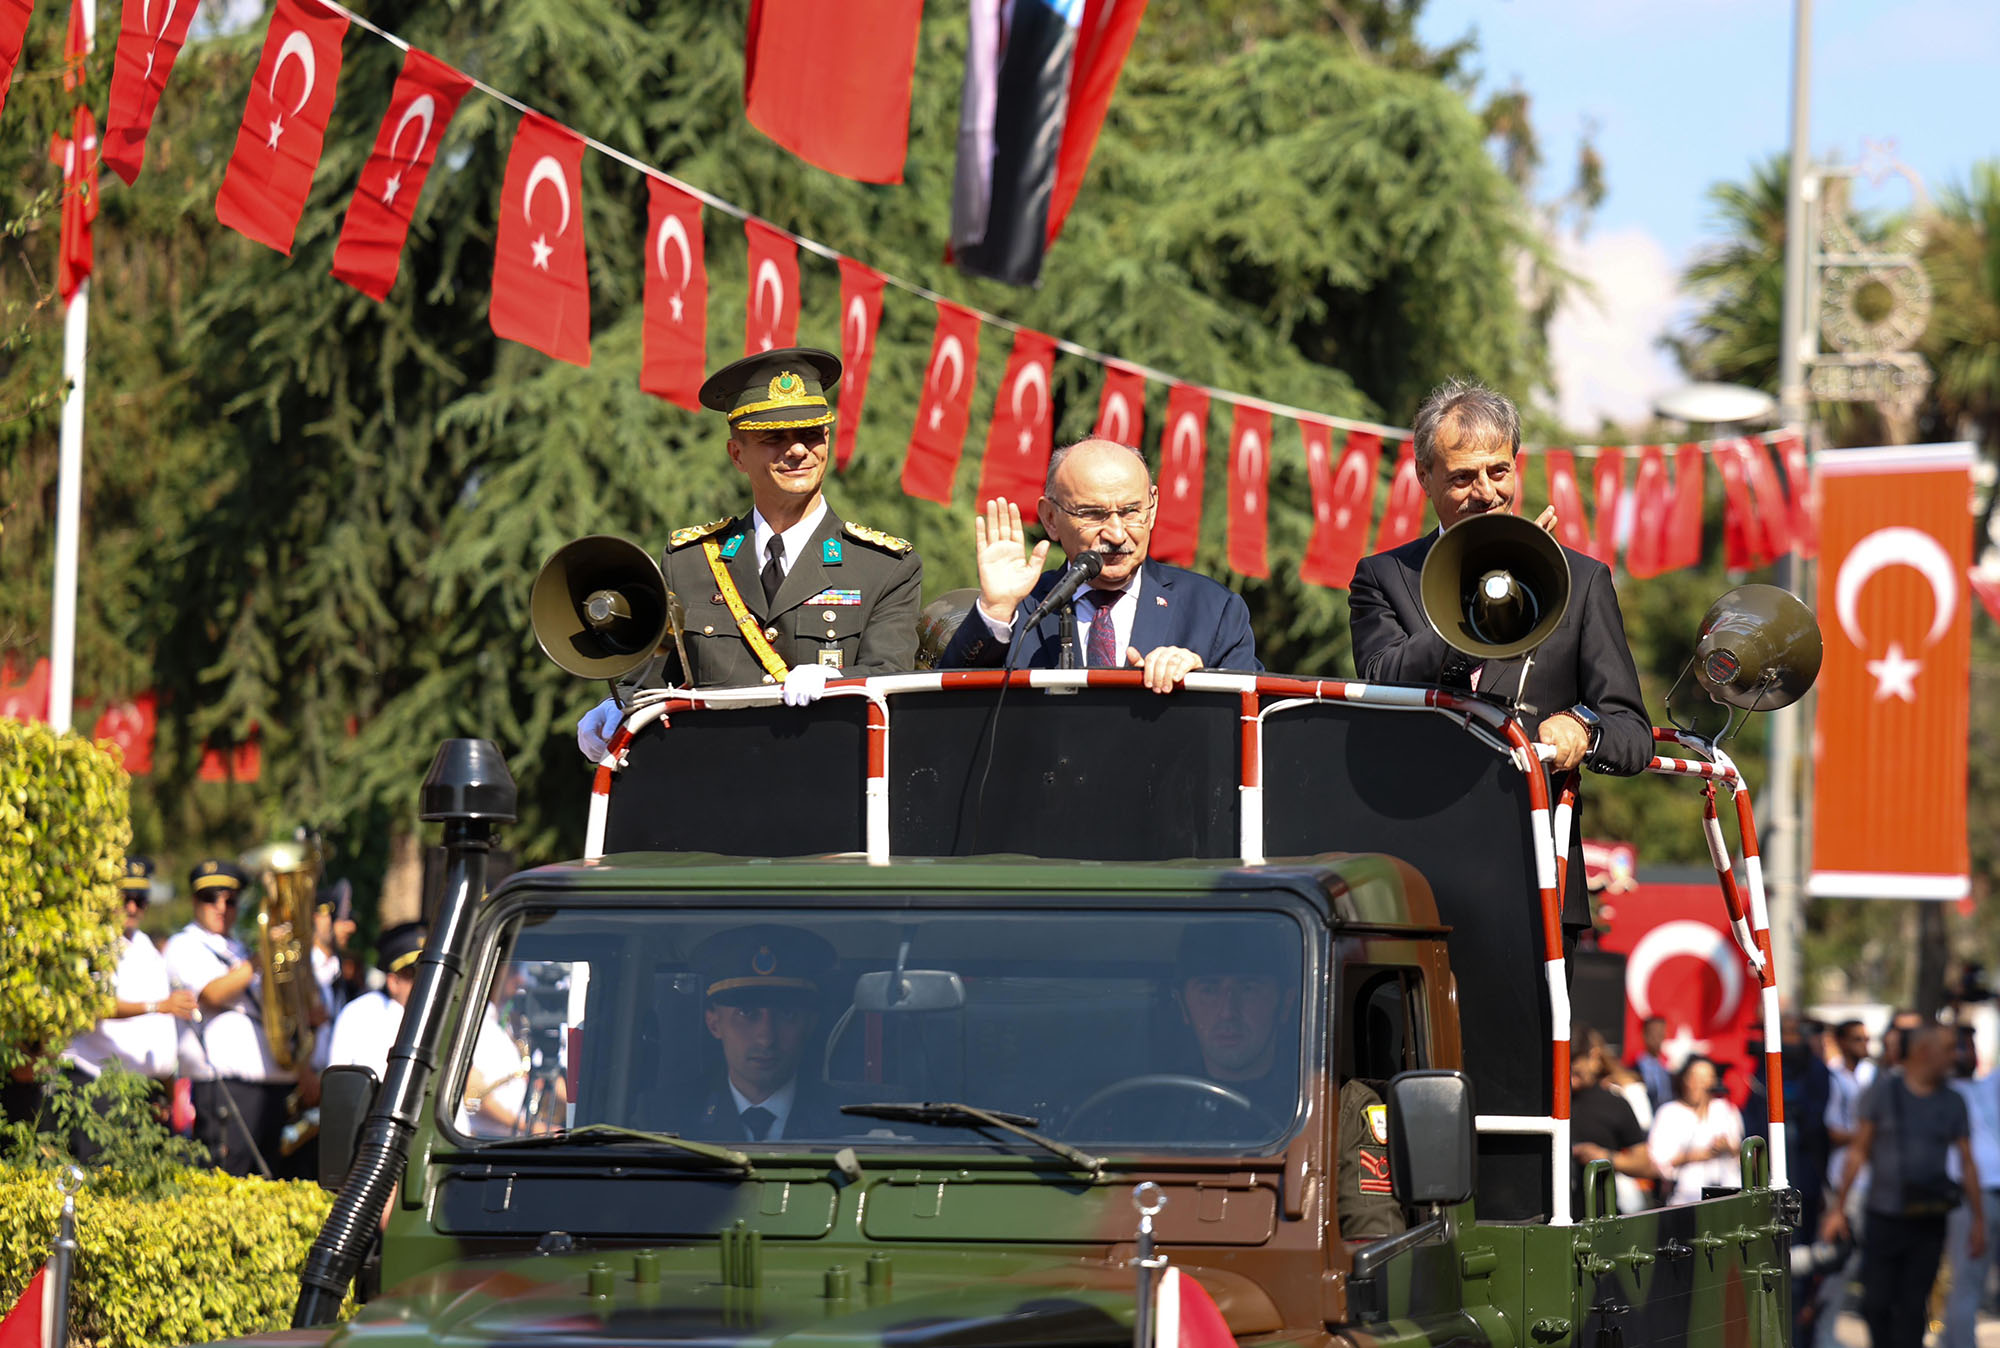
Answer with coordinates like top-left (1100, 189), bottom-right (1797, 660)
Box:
top-left (1086, 590), bottom-right (1122, 668)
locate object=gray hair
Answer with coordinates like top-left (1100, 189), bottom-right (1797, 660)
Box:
top-left (1043, 437), bottom-right (1149, 497)
top-left (1411, 378), bottom-right (1520, 474)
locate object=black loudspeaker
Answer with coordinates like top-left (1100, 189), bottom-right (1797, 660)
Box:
top-left (1419, 513), bottom-right (1572, 659)
top-left (1568, 949), bottom-right (1629, 1059)
top-left (530, 534), bottom-right (675, 680)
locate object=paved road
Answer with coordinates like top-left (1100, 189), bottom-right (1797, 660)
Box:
top-left (1827, 1310), bottom-right (2000, 1345)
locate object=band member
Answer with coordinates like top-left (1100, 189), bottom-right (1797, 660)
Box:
top-left (326, 922), bottom-right (425, 1080)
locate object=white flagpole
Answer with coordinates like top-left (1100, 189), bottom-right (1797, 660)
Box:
top-left (47, 0), bottom-right (96, 735)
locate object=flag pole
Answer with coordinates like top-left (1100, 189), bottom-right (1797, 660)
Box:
top-left (49, 1165), bottom-right (83, 1348)
top-left (1129, 1182), bottom-right (1166, 1348)
top-left (47, 0), bottom-right (95, 735)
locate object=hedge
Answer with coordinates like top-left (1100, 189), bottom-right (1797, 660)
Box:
top-left (1, 718), bottom-right (129, 1073)
top-left (0, 1164), bottom-right (336, 1348)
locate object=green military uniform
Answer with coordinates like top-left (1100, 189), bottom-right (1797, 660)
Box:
top-left (1338, 1078), bottom-right (1408, 1239)
top-left (651, 347), bottom-right (923, 689)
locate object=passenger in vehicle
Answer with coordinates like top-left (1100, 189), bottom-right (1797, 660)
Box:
top-left (676, 924), bottom-right (846, 1143)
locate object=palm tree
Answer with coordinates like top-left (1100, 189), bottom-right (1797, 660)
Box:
top-left (1921, 162), bottom-right (2000, 557)
top-left (1667, 157), bottom-right (1788, 393)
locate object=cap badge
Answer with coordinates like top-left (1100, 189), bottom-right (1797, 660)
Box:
top-left (770, 371), bottom-right (805, 401)
top-left (752, 946), bottom-right (778, 976)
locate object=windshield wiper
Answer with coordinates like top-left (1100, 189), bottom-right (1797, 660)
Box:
top-left (841, 1101), bottom-right (1103, 1175)
top-left (475, 1124), bottom-right (753, 1172)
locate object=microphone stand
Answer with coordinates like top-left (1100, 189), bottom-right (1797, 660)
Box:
top-left (1057, 602), bottom-right (1079, 670)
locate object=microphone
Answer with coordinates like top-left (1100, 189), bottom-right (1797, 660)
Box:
top-left (1020, 550), bottom-right (1106, 631)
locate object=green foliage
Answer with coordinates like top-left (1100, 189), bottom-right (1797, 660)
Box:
top-left (0, 719), bottom-right (128, 1073)
top-left (0, 1162), bottom-right (335, 1348)
top-left (0, 1067), bottom-right (209, 1199)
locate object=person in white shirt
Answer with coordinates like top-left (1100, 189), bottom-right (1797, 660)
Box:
top-left (1816, 1019), bottom-right (1878, 1348)
top-left (1647, 1056), bottom-right (1745, 1205)
top-left (308, 881), bottom-right (358, 1071)
top-left (326, 923), bottom-right (425, 1081)
top-left (162, 858), bottom-right (317, 1177)
top-left (1945, 1029), bottom-right (2000, 1348)
top-left (456, 964), bottom-right (534, 1139)
top-left (56, 857), bottom-right (198, 1158)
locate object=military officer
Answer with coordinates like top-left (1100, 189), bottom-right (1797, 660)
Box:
top-left (577, 347), bottom-right (923, 758)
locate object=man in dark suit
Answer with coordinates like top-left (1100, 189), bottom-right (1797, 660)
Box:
top-left (676, 924), bottom-right (848, 1144)
top-left (938, 438), bottom-right (1259, 686)
top-left (1349, 378), bottom-right (1650, 935)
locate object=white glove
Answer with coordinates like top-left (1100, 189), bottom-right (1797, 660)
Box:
top-left (782, 663), bottom-right (835, 707)
top-left (576, 697), bottom-right (623, 761)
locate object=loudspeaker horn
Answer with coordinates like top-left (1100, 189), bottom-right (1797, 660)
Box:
top-left (531, 535), bottom-right (673, 680)
top-left (1419, 513), bottom-right (1573, 660)
top-left (1692, 583), bottom-right (1822, 711)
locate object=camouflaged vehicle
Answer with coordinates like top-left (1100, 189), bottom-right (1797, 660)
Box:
top-left (266, 662), bottom-right (1801, 1348)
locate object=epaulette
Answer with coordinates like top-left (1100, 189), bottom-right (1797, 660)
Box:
top-left (843, 521), bottom-right (913, 555)
top-left (668, 516), bottom-right (736, 549)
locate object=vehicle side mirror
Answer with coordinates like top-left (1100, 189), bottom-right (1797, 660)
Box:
top-left (1385, 1069), bottom-right (1475, 1208)
top-left (318, 1064), bottom-right (380, 1192)
top-left (851, 969), bottom-right (966, 1013)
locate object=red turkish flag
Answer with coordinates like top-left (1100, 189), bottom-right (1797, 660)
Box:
top-left (199, 723), bottom-right (262, 783)
top-left (1300, 426), bottom-right (1378, 590)
top-left (1812, 444), bottom-right (1975, 900)
top-left (1151, 1266), bottom-right (1236, 1348)
top-left (1715, 438), bottom-right (1759, 571)
top-left (1589, 446), bottom-right (1624, 567)
top-left (491, 113), bottom-right (590, 366)
top-left (1225, 404), bottom-right (1271, 578)
top-left (1664, 443), bottom-right (1705, 571)
top-left (1151, 384), bottom-right (1210, 566)
top-left (639, 178), bottom-right (707, 409)
top-left (102, 0), bottom-right (204, 183)
top-left (743, 219), bottom-right (799, 356)
top-left (330, 47), bottom-right (471, 300)
top-left (48, 105), bottom-right (98, 301)
top-left (1595, 878), bottom-right (1758, 1100)
top-left (0, 1262), bottom-right (53, 1348)
top-left (0, 0), bottom-right (33, 125)
top-left (901, 301), bottom-right (981, 505)
top-left (1511, 447), bottom-right (1532, 516)
top-left (1046, 0), bottom-right (1147, 246)
top-left (1738, 436), bottom-right (1793, 561)
top-left (214, 0), bottom-right (347, 254)
top-left (1094, 364), bottom-right (1146, 447)
top-left (977, 329), bottom-right (1057, 512)
top-left (1541, 449), bottom-right (1591, 554)
top-left (0, 656), bottom-right (49, 723)
top-left (1972, 570), bottom-right (2000, 627)
top-left (1624, 445), bottom-right (1670, 579)
top-left (1373, 441), bottom-right (1426, 553)
top-left (1774, 431), bottom-right (1817, 559)
top-left (92, 691), bottom-right (157, 775)
top-left (744, 0), bottom-right (921, 184)
top-left (832, 258), bottom-right (885, 470)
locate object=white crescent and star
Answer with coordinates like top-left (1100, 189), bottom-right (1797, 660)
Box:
top-left (925, 335), bottom-right (966, 430)
top-left (1168, 412), bottom-right (1202, 501)
top-left (1835, 525), bottom-right (1959, 701)
top-left (523, 155), bottom-right (572, 270)
top-left (142, 0), bottom-right (178, 78)
top-left (654, 214), bottom-right (692, 320)
top-left (381, 94), bottom-right (436, 206)
top-left (1010, 361), bottom-right (1049, 454)
top-left (1100, 390), bottom-right (1131, 445)
top-left (752, 259), bottom-right (786, 351)
top-left (1331, 443), bottom-right (1372, 530)
top-left (1625, 919), bottom-right (1745, 1028)
top-left (264, 29), bottom-right (316, 148)
top-left (1236, 429), bottom-right (1264, 513)
top-left (844, 295), bottom-right (870, 361)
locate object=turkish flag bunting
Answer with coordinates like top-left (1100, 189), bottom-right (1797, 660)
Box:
top-left (491, 113), bottom-right (591, 367)
top-left (1151, 1266), bottom-right (1236, 1348)
top-left (0, 656), bottom-right (49, 723)
top-left (1045, 0), bottom-right (1147, 245)
top-left (1511, 447), bottom-right (1532, 515)
top-left (639, 177), bottom-right (708, 409)
top-left (1715, 438), bottom-right (1760, 571)
top-left (198, 724), bottom-right (262, 783)
top-left (1373, 441), bottom-right (1426, 554)
top-left (1738, 436), bottom-right (1793, 561)
top-left (743, 0), bottom-right (922, 184)
top-left (1094, 364), bottom-right (1146, 448)
top-left (1664, 443), bottom-right (1704, 571)
top-left (1772, 431), bottom-right (1817, 559)
top-left (901, 301), bottom-right (981, 505)
top-left (1812, 444), bottom-right (1975, 900)
top-left (48, 105), bottom-right (98, 301)
top-left (1300, 426), bottom-right (1378, 590)
top-left (1540, 450), bottom-right (1592, 554)
top-left (330, 47), bottom-right (472, 300)
top-left (1589, 446), bottom-right (1624, 567)
top-left (61, 0), bottom-right (81, 88)
top-left (92, 691), bottom-right (157, 775)
top-left (0, 0), bottom-right (32, 125)
top-left (213, 0), bottom-right (347, 254)
top-left (1972, 570), bottom-right (2000, 627)
top-left (0, 1261), bottom-right (53, 1348)
top-left (743, 218), bottom-right (799, 355)
top-left (832, 258), bottom-right (886, 470)
top-left (977, 328), bottom-right (1058, 512)
top-left (1624, 445), bottom-right (1670, 579)
top-left (102, 0), bottom-right (205, 183)
top-left (1225, 404), bottom-right (1272, 578)
top-left (1151, 383), bottom-right (1210, 566)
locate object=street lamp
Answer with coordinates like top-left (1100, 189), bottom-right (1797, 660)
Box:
top-left (1652, 383), bottom-right (1778, 428)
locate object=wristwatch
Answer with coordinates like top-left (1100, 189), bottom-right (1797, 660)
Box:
top-left (1563, 704), bottom-right (1603, 758)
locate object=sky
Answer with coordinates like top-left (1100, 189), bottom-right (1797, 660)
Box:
top-left (1415, 0), bottom-right (2000, 433)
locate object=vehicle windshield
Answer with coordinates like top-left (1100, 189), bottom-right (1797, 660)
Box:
top-left (442, 899), bottom-right (1312, 1155)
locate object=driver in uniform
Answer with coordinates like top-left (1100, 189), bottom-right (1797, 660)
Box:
top-left (678, 925), bottom-right (847, 1143)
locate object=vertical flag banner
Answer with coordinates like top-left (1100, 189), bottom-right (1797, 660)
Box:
top-left (639, 178), bottom-right (708, 409)
top-left (92, 692), bottom-right (157, 775)
top-left (0, 656), bottom-right (49, 723)
top-left (743, 0), bottom-right (922, 184)
top-left (1774, 431), bottom-right (1817, 559)
top-left (1589, 446), bottom-right (1624, 567)
top-left (102, 0), bottom-right (207, 182)
top-left (902, 301), bottom-right (981, 505)
top-left (950, 0), bottom-right (1083, 285)
top-left (330, 47), bottom-right (472, 300)
top-left (1738, 436), bottom-right (1794, 561)
top-left (1511, 447), bottom-right (1532, 515)
top-left (1715, 438), bottom-right (1758, 571)
top-left (1150, 1266), bottom-right (1236, 1348)
top-left (215, 0), bottom-right (349, 254)
top-left (1624, 445), bottom-right (1670, 579)
top-left (1151, 383), bottom-right (1209, 565)
top-left (833, 259), bottom-right (886, 470)
top-left (1373, 441), bottom-right (1425, 553)
top-left (490, 113), bottom-right (591, 367)
top-left (1541, 449), bottom-right (1592, 554)
top-left (743, 218), bottom-right (799, 355)
top-left (1225, 403), bottom-right (1271, 578)
top-left (1044, 0), bottom-right (1146, 245)
top-left (1665, 443), bottom-right (1705, 571)
top-left (0, 0), bottom-right (34, 124)
top-left (0, 1261), bottom-right (54, 1348)
top-left (977, 328), bottom-right (1057, 511)
top-left (1094, 364), bottom-right (1145, 447)
top-left (48, 105), bottom-right (98, 300)
top-left (1811, 443), bottom-right (1976, 901)
top-left (1300, 426), bottom-right (1379, 590)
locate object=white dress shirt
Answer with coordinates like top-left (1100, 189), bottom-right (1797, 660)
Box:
top-left (751, 501), bottom-right (829, 582)
top-left (978, 568), bottom-right (1146, 661)
top-left (728, 1076), bottom-right (798, 1140)
top-left (1950, 1072), bottom-right (2000, 1187)
top-left (327, 989), bottom-right (403, 1081)
top-left (163, 923), bottom-right (285, 1082)
top-left (62, 931), bottom-right (178, 1079)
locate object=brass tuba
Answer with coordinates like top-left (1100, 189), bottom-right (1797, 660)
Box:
top-left (239, 839), bottom-right (325, 1076)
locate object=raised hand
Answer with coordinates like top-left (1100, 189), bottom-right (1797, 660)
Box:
top-left (973, 497), bottom-right (1051, 626)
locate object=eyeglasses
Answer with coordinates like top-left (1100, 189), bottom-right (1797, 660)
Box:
top-left (1050, 499), bottom-right (1153, 527)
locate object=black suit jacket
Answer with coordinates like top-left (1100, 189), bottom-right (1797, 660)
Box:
top-left (938, 560), bottom-right (1261, 672)
top-left (676, 1077), bottom-right (850, 1143)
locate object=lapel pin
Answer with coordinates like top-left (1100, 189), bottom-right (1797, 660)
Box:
top-left (1155, 595), bottom-right (1168, 607)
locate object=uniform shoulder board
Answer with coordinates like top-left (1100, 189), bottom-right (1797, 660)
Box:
top-left (843, 521), bottom-right (913, 555)
top-left (668, 516), bottom-right (736, 549)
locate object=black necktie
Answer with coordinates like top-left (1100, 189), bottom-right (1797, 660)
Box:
top-left (761, 536), bottom-right (785, 607)
top-left (739, 1105), bottom-right (776, 1141)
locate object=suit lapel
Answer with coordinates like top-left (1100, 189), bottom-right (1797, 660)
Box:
top-left (769, 511), bottom-right (842, 618)
top-left (723, 522), bottom-right (767, 619)
top-left (1128, 564), bottom-right (1172, 655)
